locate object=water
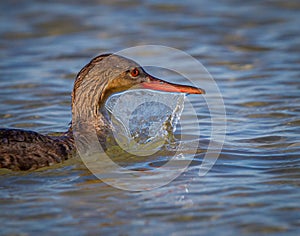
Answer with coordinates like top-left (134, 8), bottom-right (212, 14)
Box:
top-left (106, 90), bottom-right (185, 144)
top-left (0, 0), bottom-right (300, 235)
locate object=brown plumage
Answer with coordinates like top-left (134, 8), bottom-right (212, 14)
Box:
top-left (0, 129), bottom-right (74, 170)
top-left (0, 54), bottom-right (205, 171)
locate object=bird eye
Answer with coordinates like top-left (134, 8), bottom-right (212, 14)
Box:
top-left (130, 68), bottom-right (139, 77)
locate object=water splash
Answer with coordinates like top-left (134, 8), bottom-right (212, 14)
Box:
top-left (105, 90), bottom-right (185, 148)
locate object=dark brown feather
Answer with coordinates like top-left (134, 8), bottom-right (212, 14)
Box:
top-left (0, 128), bottom-right (74, 171)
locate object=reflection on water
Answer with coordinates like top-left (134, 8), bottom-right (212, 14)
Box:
top-left (0, 0), bottom-right (300, 235)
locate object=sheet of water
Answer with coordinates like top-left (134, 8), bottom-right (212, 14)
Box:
top-left (106, 90), bottom-right (185, 146)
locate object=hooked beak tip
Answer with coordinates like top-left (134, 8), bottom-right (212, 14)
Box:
top-left (197, 88), bottom-right (206, 94)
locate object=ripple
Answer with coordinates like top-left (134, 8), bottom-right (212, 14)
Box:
top-left (247, 112), bottom-right (294, 119)
top-left (229, 44), bottom-right (272, 52)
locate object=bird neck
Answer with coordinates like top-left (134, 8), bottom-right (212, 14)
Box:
top-left (71, 76), bottom-right (113, 145)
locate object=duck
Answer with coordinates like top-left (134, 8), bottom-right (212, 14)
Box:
top-left (0, 54), bottom-right (205, 171)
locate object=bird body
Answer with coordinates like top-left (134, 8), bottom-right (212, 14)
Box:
top-left (0, 128), bottom-right (74, 170)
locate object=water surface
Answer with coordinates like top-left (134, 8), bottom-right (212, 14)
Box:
top-left (0, 0), bottom-right (300, 235)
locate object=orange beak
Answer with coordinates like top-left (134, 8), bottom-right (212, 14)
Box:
top-left (141, 76), bottom-right (205, 94)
